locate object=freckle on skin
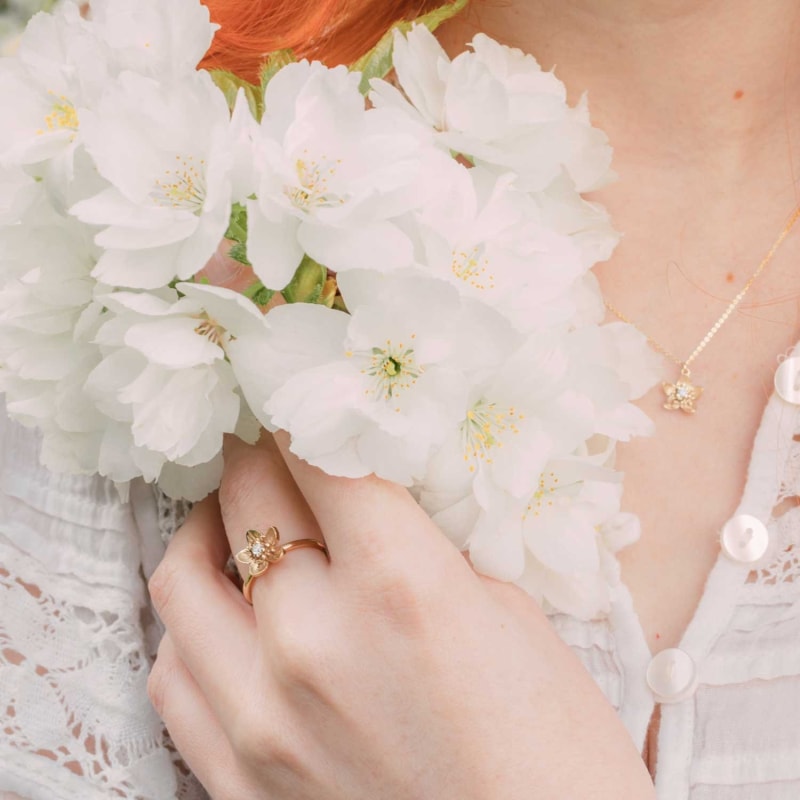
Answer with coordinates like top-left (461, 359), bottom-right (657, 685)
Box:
top-left (734, 89), bottom-right (744, 100)
top-left (726, 272), bottom-right (735, 283)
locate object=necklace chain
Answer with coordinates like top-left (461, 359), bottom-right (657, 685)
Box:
top-left (604, 206), bottom-right (800, 413)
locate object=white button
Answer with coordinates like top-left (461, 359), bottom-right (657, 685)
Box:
top-left (646, 648), bottom-right (697, 703)
top-left (775, 357), bottom-right (800, 404)
top-left (720, 514), bottom-right (770, 564)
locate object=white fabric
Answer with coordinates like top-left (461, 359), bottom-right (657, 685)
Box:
top-left (0, 401), bottom-right (207, 799)
top-left (548, 372), bottom-right (800, 799)
top-left (2, 363), bottom-right (800, 797)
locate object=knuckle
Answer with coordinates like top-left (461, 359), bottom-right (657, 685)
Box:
top-left (227, 705), bottom-right (266, 761)
top-left (206, 773), bottom-right (254, 800)
top-left (270, 624), bottom-right (325, 689)
top-left (364, 560), bottom-right (442, 633)
top-left (147, 555), bottom-right (182, 619)
top-left (146, 656), bottom-right (172, 717)
top-left (229, 711), bottom-right (302, 775)
top-left (267, 601), bottom-right (344, 693)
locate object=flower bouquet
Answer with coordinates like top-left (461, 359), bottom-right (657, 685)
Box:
top-left (0, 0), bottom-right (660, 618)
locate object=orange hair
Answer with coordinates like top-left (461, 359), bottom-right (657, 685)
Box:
top-left (200, 0), bottom-right (451, 82)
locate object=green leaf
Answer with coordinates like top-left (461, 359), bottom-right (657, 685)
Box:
top-left (227, 242), bottom-right (251, 267)
top-left (281, 256), bottom-right (328, 304)
top-left (224, 202), bottom-right (248, 244)
top-left (209, 69), bottom-right (263, 120)
top-left (351, 28), bottom-right (398, 94)
top-left (260, 49), bottom-right (297, 97)
top-left (350, 0), bottom-right (469, 94)
top-left (245, 283), bottom-right (276, 307)
top-left (415, 0), bottom-right (470, 33)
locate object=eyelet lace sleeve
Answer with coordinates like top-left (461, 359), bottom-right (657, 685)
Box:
top-left (0, 406), bottom-right (208, 800)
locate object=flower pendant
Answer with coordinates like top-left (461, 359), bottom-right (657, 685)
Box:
top-left (663, 377), bottom-right (703, 414)
top-left (235, 527), bottom-right (285, 577)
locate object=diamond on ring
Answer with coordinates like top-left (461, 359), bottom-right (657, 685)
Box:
top-left (235, 527), bottom-right (284, 577)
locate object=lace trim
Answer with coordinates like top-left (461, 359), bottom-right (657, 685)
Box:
top-left (745, 431), bottom-right (800, 596)
top-left (747, 541), bottom-right (800, 590)
top-left (0, 533), bottom-right (208, 799)
top-left (1, 544), bottom-right (167, 796)
top-left (155, 487), bottom-right (192, 545)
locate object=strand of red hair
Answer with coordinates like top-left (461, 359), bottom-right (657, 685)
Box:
top-left (200, 0), bottom-right (452, 82)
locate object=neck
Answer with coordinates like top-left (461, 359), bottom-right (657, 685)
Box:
top-left (447, 0), bottom-right (800, 181)
top-left (443, 0), bottom-right (800, 383)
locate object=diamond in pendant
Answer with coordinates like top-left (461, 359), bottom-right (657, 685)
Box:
top-left (663, 378), bottom-right (703, 414)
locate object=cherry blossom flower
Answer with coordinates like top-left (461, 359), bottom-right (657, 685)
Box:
top-left (244, 270), bottom-right (517, 485)
top-left (416, 322), bottom-right (658, 619)
top-left (511, 471), bottom-right (637, 619)
top-left (415, 166), bottom-right (585, 331)
top-left (0, 201), bottom-right (105, 474)
top-left (0, 3), bottom-right (103, 167)
top-left (87, 0), bottom-right (218, 80)
top-left (423, 456), bottom-right (636, 620)
top-left (372, 25), bottom-right (614, 193)
top-left (82, 284), bottom-right (263, 499)
top-left (246, 61), bottom-right (433, 290)
top-left (70, 70), bottom-right (238, 289)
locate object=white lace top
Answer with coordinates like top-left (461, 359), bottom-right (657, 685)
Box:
top-left (2, 357), bottom-right (800, 798)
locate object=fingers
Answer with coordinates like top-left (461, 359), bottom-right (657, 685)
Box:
top-left (147, 634), bottom-right (252, 800)
top-left (195, 238), bottom-right (258, 294)
top-left (272, 431), bottom-right (459, 567)
top-left (219, 433), bottom-right (331, 612)
top-left (148, 495), bottom-right (256, 728)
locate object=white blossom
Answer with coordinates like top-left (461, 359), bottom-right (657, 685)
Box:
top-left (532, 172), bottom-right (620, 270)
top-left (424, 455), bottom-right (634, 620)
top-left (563, 323), bottom-right (659, 441)
top-left (245, 270), bottom-right (517, 485)
top-left (0, 166), bottom-right (41, 224)
top-left (372, 25), bottom-right (614, 193)
top-left (86, 0), bottom-right (218, 80)
top-left (511, 470), bottom-right (636, 619)
top-left (420, 334), bottom-right (593, 507)
top-left (0, 199), bottom-right (105, 472)
top-left (246, 61), bottom-right (433, 290)
top-left (83, 284), bottom-right (263, 498)
top-left (70, 70), bottom-right (237, 289)
top-left (416, 318), bottom-right (658, 619)
top-left (415, 165), bottom-right (585, 330)
top-left (0, 3), bottom-right (104, 168)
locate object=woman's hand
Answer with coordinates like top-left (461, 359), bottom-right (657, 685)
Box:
top-left (147, 432), bottom-right (655, 799)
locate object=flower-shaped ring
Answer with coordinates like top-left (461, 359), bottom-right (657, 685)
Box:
top-left (235, 526), bottom-right (329, 604)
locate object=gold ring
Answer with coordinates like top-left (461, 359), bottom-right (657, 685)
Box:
top-left (235, 526), bottom-right (329, 605)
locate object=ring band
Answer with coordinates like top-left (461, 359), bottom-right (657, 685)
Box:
top-left (235, 526), bottom-right (329, 605)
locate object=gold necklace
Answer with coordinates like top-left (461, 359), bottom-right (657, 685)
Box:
top-left (605, 207), bottom-right (800, 414)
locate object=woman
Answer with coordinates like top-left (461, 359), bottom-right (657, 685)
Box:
top-left (3, 0), bottom-right (800, 797)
